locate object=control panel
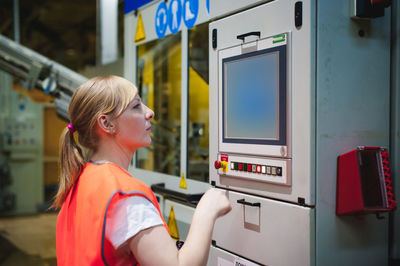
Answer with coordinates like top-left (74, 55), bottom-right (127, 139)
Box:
top-left (3, 115), bottom-right (41, 154)
top-left (215, 153), bottom-right (291, 186)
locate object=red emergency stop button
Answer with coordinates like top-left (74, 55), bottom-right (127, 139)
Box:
top-left (215, 160), bottom-right (228, 172)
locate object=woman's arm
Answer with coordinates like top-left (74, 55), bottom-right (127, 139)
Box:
top-left (128, 188), bottom-right (231, 266)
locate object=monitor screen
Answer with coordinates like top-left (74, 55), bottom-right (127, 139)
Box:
top-left (222, 45), bottom-right (287, 145)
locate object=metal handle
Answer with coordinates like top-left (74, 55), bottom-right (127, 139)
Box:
top-left (237, 31), bottom-right (261, 42)
top-left (237, 198), bottom-right (261, 207)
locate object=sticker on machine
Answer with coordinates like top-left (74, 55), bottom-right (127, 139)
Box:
top-left (220, 153), bottom-right (229, 162)
top-left (233, 257), bottom-right (259, 266)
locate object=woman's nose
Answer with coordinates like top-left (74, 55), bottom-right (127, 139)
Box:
top-left (145, 105), bottom-right (154, 120)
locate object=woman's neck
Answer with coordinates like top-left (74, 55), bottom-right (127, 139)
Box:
top-left (90, 143), bottom-right (135, 171)
top-left (90, 153), bottom-right (130, 170)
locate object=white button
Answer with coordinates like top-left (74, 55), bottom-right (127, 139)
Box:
top-left (261, 165), bottom-right (266, 174)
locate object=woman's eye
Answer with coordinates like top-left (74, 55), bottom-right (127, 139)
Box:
top-left (133, 103), bottom-right (141, 109)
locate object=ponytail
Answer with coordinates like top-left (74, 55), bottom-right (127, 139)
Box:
top-left (52, 127), bottom-right (85, 208)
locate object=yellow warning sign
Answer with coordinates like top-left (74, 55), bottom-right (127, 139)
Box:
top-left (135, 13), bottom-right (146, 43)
top-left (167, 205), bottom-right (180, 241)
top-left (179, 173), bottom-right (187, 189)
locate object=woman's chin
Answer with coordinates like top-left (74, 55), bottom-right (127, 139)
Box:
top-left (142, 138), bottom-right (152, 147)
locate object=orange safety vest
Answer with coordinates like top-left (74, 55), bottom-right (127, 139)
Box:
top-left (56, 162), bottom-right (169, 266)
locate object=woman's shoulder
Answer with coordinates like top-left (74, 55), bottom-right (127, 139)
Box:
top-left (82, 161), bottom-right (151, 192)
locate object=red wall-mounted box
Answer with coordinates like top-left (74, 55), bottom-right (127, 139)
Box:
top-left (336, 146), bottom-right (396, 215)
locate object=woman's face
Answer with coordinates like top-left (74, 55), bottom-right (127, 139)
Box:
top-left (114, 94), bottom-right (154, 151)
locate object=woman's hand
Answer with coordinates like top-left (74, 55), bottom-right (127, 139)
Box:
top-left (196, 188), bottom-right (232, 221)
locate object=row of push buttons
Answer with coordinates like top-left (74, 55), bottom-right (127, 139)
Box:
top-left (230, 162), bottom-right (282, 176)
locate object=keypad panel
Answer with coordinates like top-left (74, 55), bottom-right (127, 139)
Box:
top-left (217, 153), bottom-right (291, 186)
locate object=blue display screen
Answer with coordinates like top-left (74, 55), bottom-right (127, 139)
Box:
top-left (222, 45), bottom-right (286, 145)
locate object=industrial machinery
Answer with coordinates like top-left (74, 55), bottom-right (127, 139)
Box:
top-left (0, 34), bottom-right (87, 120)
top-left (208, 1), bottom-right (394, 265)
top-left (0, 35), bottom-right (87, 214)
top-left (123, 0), bottom-right (399, 264)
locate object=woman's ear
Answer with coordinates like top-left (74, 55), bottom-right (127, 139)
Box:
top-left (97, 114), bottom-right (116, 134)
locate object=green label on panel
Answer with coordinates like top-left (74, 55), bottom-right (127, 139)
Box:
top-left (273, 34), bottom-right (286, 44)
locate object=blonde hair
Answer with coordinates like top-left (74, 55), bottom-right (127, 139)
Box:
top-left (52, 75), bottom-right (138, 208)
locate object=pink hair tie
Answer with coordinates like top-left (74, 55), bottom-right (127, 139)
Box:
top-left (67, 123), bottom-right (76, 133)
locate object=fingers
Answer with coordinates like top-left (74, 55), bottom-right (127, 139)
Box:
top-left (204, 188), bottom-right (232, 218)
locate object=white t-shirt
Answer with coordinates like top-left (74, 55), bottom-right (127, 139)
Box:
top-left (105, 196), bottom-right (164, 249)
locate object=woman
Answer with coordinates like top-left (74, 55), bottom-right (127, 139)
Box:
top-left (53, 75), bottom-right (231, 266)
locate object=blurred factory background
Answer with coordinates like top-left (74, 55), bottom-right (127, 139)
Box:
top-left (0, 1), bottom-right (124, 265)
top-left (0, 0), bottom-right (399, 265)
